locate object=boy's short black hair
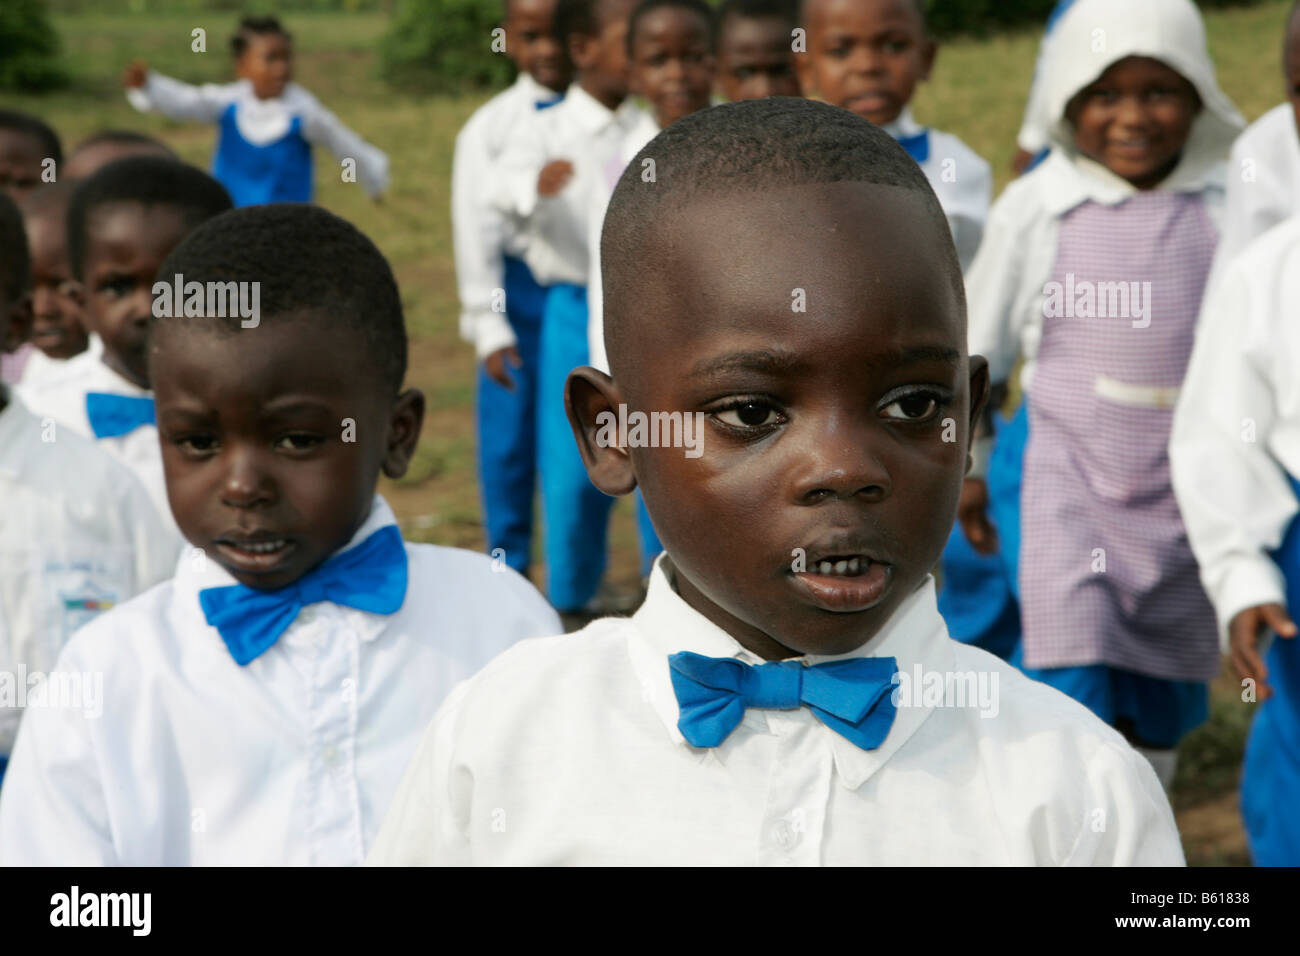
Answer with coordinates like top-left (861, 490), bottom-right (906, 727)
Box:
top-left (0, 191), bottom-right (31, 304)
top-left (601, 97), bottom-right (958, 370)
top-left (70, 129), bottom-right (175, 158)
top-left (719, 0), bottom-right (797, 29)
top-left (154, 204), bottom-right (407, 395)
top-left (0, 108), bottom-right (62, 165)
top-left (797, 0), bottom-right (927, 32)
top-left (556, 0), bottom-right (624, 42)
top-left (66, 156), bottom-right (233, 279)
top-left (628, 0), bottom-right (716, 53)
top-left (231, 14), bottom-right (291, 58)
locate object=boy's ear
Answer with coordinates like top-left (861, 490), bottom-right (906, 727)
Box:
top-left (1, 294), bottom-right (33, 353)
top-left (566, 366), bottom-right (637, 496)
top-left (967, 354), bottom-right (991, 439)
top-left (380, 387), bottom-right (426, 480)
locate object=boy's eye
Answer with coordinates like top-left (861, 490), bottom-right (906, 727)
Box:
top-left (275, 433), bottom-right (325, 451)
top-left (175, 434), bottom-right (218, 455)
top-left (879, 390), bottom-right (948, 423)
top-left (711, 399), bottom-right (785, 430)
top-left (98, 276), bottom-right (134, 298)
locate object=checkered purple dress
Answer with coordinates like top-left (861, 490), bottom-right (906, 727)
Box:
top-left (1020, 191), bottom-right (1220, 682)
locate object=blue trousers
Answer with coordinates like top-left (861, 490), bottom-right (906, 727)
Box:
top-left (938, 405), bottom-right (1027, 660)
top-left (1242, 473), bottom-right (1300, 865)
top-left (475, 256), bottom-right (546, 576)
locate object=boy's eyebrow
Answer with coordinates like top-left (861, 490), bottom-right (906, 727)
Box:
top-left (875, 345), bottom-right (962, 367)
top-left (689, 349), bottom-right (805, 378)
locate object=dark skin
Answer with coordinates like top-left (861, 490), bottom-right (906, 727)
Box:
top-left (568, 182), bottom-right (988, 659)
top-left (65, 140), bottom-right (174, 181)
top-left (505, 0), bottom-right (571, 93)
top-left (150, 316), bottom-right (425, 591)
top-left (79, 201), bottom-right (190, 389)
top-left (0, 130), bottom-right (47, 203)
top-left (717, 14), bottom-right (801, 101)
top-left (22, 205), bottom-right (89, 360)
top-left (1064, 56), bottom-right (1202, 191)
top-left (796, 0), bottom-right (935, 128)
top-left (629, 6), bottom-right (715, 129)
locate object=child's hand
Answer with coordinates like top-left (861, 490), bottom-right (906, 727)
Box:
top-left (538, 160), bottom-right (575, 197)
top-left (1229, 603), bottom-right (1297, 700)
top-left (483, 346), bottom-right (522, 390)
top-left (122, 60), bottom-right (149, 89)
top-left (957, 478), bottom-right (999, 556)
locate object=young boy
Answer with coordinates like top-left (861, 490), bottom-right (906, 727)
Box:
top-left (1171, 222), bottom-right (1300, 866)
top-left (0, 204), bottom-right (562, 865)
top-left (794, 0), bottom-right (992, 272)
top-left (123, 15), bottom-right (388, 206)
top-left (369, 99), bottom-right (1182, 865)
top-left (16, 182), bottom-right (90, 390)
top-left (0, 192), bottom-right (175, 790)
top-left (455, 0), bottom-right (571, 584)
top-left (65, 129), bottom-right (176, 181)
top-left (16, 156), bottom-right (233, 534)
top-left (492, 0), bottom-right (643, 617)
top-left (715, 0), bottom-right (801, 101)
top-left (0, 109), bottom-right (59, 202)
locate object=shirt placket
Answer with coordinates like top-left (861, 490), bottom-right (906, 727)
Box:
top-left (757, 712), bottom-right (833, 867)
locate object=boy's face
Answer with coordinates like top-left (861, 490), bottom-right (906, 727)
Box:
top-left (0, 130), bottom-right (46, 202)
top-left (150, 316), bottom-right (424, 591)
top-left (23, 207), bottom-right (88, 360)
top-left (81, 201), bottom-right (190, 388)
top-left (505, 0), bottom-right (571, 93)
top-left (797, 0), bottom-right (934, 127)
top-left (629, 7), bottom-right (715, 128)
top-left (569, 182), bottom-right (987, 660)
top-left (237, 32), bottom-right (293, 100)
top-left (570, 0), bottom-right (637, 108)
top-left (716, 15), bottom-right (800, 101)
top-left (1066, 56), bottom-right (1201, 190)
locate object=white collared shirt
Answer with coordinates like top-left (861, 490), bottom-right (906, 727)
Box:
top-left (126, 71), bottom-right (389, 198)
top-left (490, 84), bottom-right (648, 287)
top-left (453, 73), bottom-right (563, 359)
top-left (15, 350), bottom-right (179, 539)
top-left (1171, 217), bottom-right (1300, 645)
top-left (369, 555), bottom-right (1182, 865)
top-left (0, 391), bottom-right (178, 756)
top-left (0, 496), bottom-right (561, 865)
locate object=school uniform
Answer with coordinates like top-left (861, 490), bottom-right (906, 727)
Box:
top-left (965, 0), bottom-right (1244, 753)
top-left (0, 388), bottom-right (176, 784)
top-left (454, 73), bottom-right (564, 578)
top-left (0, 495), bottom-right (561, 865)
top-left (368, 554), bottom-right (1183, 865)
top-left (16, 350), bottom-right (180, 539)
top-left (16, 334), bottom-right (100, 393)
top-left (1171, 218), bottom-right (1300, 865)
top-left (127, 71), bottom-right (388, 206)
top-left (490, 86), bottom-right (648, 609)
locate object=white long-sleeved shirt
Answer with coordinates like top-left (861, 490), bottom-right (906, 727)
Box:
top-left (368, 555), bottom-right (1183, 865)
top-left (0, 496), bottom-right (562, 865)
top-left (1170, 218), bottom-right (1300, 646)
top-left (453, 74), bottom-right (563, 359)
top-left (0, 390), bottom-right (177, 756)
top-left (126, 71), bottom-right (388, 198)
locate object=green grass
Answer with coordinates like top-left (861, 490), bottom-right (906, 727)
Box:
top-left (5, 0), bottom-right (1294, 864)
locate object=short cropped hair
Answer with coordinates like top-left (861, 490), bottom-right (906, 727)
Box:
top-left (719, 0), bottom-right (797, 29)
top-left (556, 0), bottom-right (626, 43)
top-left (66, 156), bottom-right (232, 279)
top-left (0, 108), bottom-right (62, 166)
top-left (70, 129), bottom-right (175, 158)
top-left (601, 97), bottom-right (959, 369)
top-left (0, 191), bottom-right (31, 304)
top-left (154, 204), bottom-right (407, 395)
top-left (231, 15), bottom-right (291, 58)
top-left (797, 0), bottom-right (927, 33)
top-left (628, 0), bottom-right (716, 53)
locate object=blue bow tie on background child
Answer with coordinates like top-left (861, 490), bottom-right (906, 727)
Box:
top-left (199, 525), bottom-right (408, 666)
top-left (668, 651), bottom-right (899, 750)
top-left (86, 392), bottom-right (155, 439)
top-left (896, 129), bottom-right (931, 165)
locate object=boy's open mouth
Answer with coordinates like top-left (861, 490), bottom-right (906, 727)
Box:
top-left (789, 546), bottom-right (894, 614)
top-left (214, 534), bottom-right (298, 573)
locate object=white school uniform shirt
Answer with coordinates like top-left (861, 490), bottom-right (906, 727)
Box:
top-left (368, 555), bottom-right (1183, 865)
top-left (883, 108), bottom-right (992, 274)
top-left (126, 71), bottom-right (389, 198)
top-left (0, 496), bottom-right (561, 865)
top-left (0, 389), bottom-right (176, 756)
top-left (1205, 104), bottom-right (1300, 295)
top-left (453, 73), bottom-right (563, 360)
top-left (1170, 218), bottom-right (1300, 646)
top-left (15, 350), bottom-right (180, 539)
top-left (490, 84), bottom-right (648, 288)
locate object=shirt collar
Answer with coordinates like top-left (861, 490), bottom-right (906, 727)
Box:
top-left (516, 71), bottom-right (562, 106)
top-left (560, 83), bottom-right (625, 134)
top-left (82, 353), bottom-right (151, 398)
top-left (880, 106), bottom-right (925, 140)
top-left (1036, 146), bottom-right (1226, 218)
top-left (628, 553), bottom-right (954, 790)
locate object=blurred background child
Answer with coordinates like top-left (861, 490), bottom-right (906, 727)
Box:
top-left (715, 0), bottom-right (800, 101)
top-left (65, 129), bottom-right (176, 180)
top-left (16, 182), bottom-right (89, 391)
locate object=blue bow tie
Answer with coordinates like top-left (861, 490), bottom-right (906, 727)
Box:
top-left (535, 97), bottom-right (563, 111)
top-left (668, 651), bottom-right (899, 750)
top-left (86, 392), bottom-right (155, 438)
top-left (199, 525), bottom-right (408, 666)
top-left (896, 129), bottom-right (931, 164)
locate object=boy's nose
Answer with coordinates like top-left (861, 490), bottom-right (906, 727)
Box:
top-left (221, 450), bottom-right (274, 509)
top-left (788, 419), bottom-right (892, 505)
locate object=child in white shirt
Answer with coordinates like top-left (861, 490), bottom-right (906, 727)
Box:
top-left (17, 182), bottom-right (89, 391)
top-left (0, 203), bottom-right (561, 865)
top-left (369, 98), bottom-right (1181, 866)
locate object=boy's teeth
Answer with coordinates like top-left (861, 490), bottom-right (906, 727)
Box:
top-left (810, 558), bottom-right (865, 576)
top-left (834, 560), bottom-right (848, 574)
top-left (819, 561), bottom-right (833, 574)
top-left (239, 539), bottom-right (284, 554)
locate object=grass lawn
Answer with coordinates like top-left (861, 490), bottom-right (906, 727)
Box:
top-left (6, 0), bottom-right (1295, 865)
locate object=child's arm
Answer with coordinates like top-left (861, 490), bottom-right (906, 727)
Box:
top-left (294, 88), bottom-right (389, 199)
top-left (122, 61), bottom-right (238, 123)
top-left (487, 112), bottom-right (566, 220)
